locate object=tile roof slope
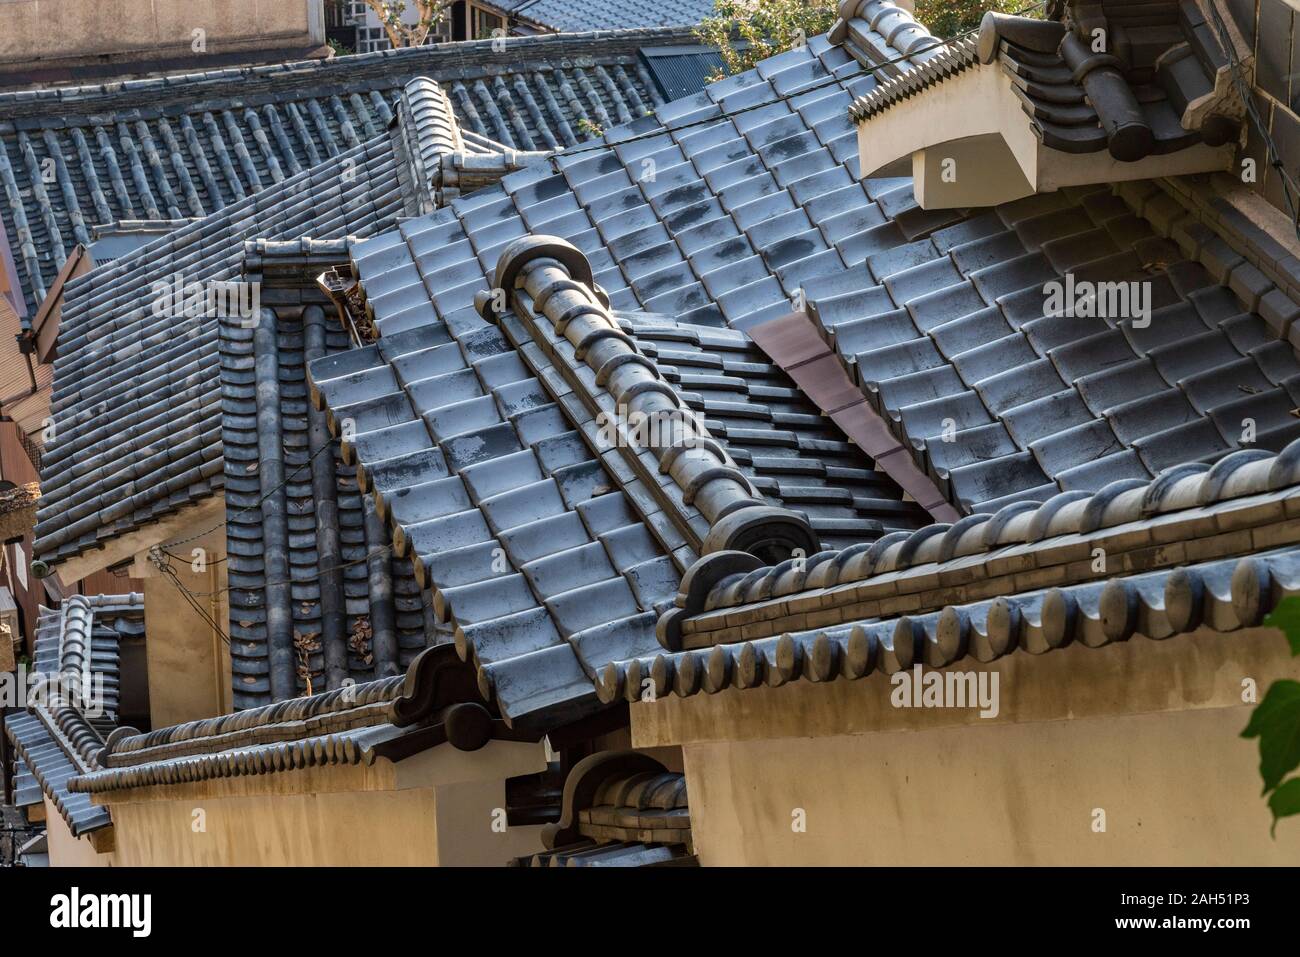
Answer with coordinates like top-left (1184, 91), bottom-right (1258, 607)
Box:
top-left (306, 3), bottom-right (1300, 521)
top-left (220, 240), bottom-right (428, 709)
top-left (32, 137), bottom-right (407, 569)
top-left (0, 28), bottom-right (683, 315)
top-left (595, 437), bottom-right (1300, 701)
top-left (498, 0), bottom-right (716, 32)
top-left (2, 594), bottom-right (143, 837)
top-left (292, 5), bottom-right (971, 728)
top-left (798, 177), bottom-right (1300, 513)
top-left (307, 273), bottom-right (685, 731)
top-left (305, 227), bottom-right (925, 730)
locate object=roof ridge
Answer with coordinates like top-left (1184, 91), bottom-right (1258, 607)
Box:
top-left (0, 27), bottom-right (697, 111)
top-left (595, 544), bottom-right (1300, 703)
top-left (680, 441), bottom-right (1300, 617)
top-left (480, 235), bottom-right (821, 564)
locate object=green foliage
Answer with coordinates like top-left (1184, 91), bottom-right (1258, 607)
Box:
top-left (914, 0), bottom-right (1038, 39)
top-left (575, 117), bottom-right (605, 139)
top-left (1264, 591), bottom-right (1300, 656)
top-left (327, 39), bottom-right (353, 57)
top-left (696, 0), bottom-right (1046, 82)
top-left (695, 0), bottom-right (838, 79)
top-left (1243, 595), bottom-right (1300, 834)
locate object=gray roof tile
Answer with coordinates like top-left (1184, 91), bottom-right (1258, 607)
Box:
top-left (1, 29), bottom-right (686, 316)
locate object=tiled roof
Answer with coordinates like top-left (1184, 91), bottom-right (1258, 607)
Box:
top-left (308, 213), bottom-right (926, 730)
top-left (32, 594), bottom-right (143, 728)
top-left (597, 439), bottom-right (1300, 700)
top-left (978, 2), bottom-right (1236, 159)
top-left (798, 177), bottom-right (1300, 512)
top-left (599, 544), bottom-right (1300, 702)
top-left (33, 137), bottom-right (407, 568)
top-left (309, 5), bottom-right (1300, 524)
top-left (221, 240), bottom-right (429, 708)
top-left (308, 272), bottom-right (685, 731)
top-left (0, 28), bottom-right (684, 316)
top-left (848, 2), bottom-right (1240, 160)
top-left (498, 0), bottom-right (715, 32)
top-left (2, 594), bottom-right (143, 837)
top-left (5, 709), bottom-right (112, 836)
top-left (68, 643), bottom-right (539, 793)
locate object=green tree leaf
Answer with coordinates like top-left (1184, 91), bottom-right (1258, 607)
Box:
top-left (1262, 594), bottom-right (1300, 657)
top-left (1241, 679), bottom-right (1300, 793)
top-left (1267, 777), bottom-right (1300, 838)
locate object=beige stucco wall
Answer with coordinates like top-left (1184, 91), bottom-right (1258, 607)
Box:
top-left (0, 0), bottom-right (324, 69)
top-left (139, 515), bottom-right (232, 728)
top-left (634, 624), bottom-right (1300, 865)
top-left (93, 739), bottom-right (549, 866)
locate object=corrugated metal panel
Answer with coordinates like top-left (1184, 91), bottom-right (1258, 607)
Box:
top-left (639, 44), bottom-right (726, 101)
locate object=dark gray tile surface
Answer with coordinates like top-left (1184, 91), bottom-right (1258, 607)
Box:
top-left (498, 0), bottom-right (714, 32)
top-left (2, 594), bottom-right (143, 837)
top-left (308, 290), bottom-right (679, 731)
top-left (34, 138), bottom-right (406, 567)
top-left (220, 247), bottom-right (426, 709)
top-left (0, 29), bottom-right (682, 315)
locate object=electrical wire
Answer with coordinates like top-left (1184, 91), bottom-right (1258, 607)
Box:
top-left (156, 439), bottom-right (339, 554)
top-left (148, 549), bottom-right (231, 647)
top-left (167, 544), bottom-right (396, 600)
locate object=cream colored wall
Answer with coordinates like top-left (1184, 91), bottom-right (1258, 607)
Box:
top-left (634, 624), bottom-right (1300, 865)
top-left (0, 0), bottom-right (323, 69)
top-left (109, 785), bottom-right (444, 866)
top-left (683, 706), bottom-right (1300, 865)
top-left (139, 519), bottom-right (231, 728)
top-left (95, 740), bottom-right (549, 866)
top-left (43, 797), bottom-right (114, 867)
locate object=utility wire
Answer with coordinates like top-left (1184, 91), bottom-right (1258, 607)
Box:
top-left (168, 544), bottom-right (396, 600)
top-left (148, 548), bottom-right (231, 647)
top-left (157, 439), bottom-right (339, 553)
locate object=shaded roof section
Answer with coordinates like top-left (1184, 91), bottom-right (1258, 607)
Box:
top-left (597, 439), bottom-right (1300, 702)
top-left (220, 240), bottom-right (429, 709)
top-left (621, 315), bottom-right (929, 547)
top-left (497, 0), bottom-right (715, 32)
top-left (640, 45), bottom-right (729, 102)
top-left (0, 28), bottom-right (688, 315)
top-left (33, 137), bottom-right (407, 569)
top-left (3, 594), bottom-right (143, 837)
top-left (513, 751), bottom-right (695, 866)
